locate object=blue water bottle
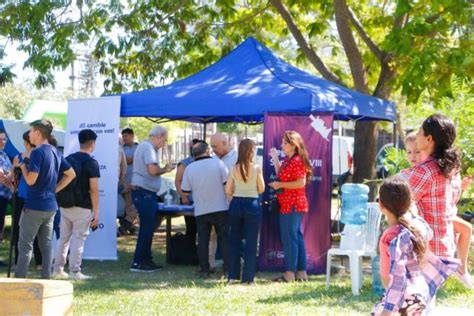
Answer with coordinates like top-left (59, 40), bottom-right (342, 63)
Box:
top-left (340, 183), bottom-right (369, 225)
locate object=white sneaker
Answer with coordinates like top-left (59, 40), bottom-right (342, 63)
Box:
top-left (52, 269), bottom-right (69, 279)
top-left (455, 271), bottom-right (473, 289)
top-left (68, 271), bottom-right (93, 280)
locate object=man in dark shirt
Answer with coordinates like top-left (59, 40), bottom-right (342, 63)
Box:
top-left (14, 119), bottom-right (75, 279)
top-left (53, 129), bottom-right (100, 280)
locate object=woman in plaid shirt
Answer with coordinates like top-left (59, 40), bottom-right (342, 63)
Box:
top-left (408, 114), bottom-right (461, 260)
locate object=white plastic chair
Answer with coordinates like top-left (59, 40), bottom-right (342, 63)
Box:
top-left (326, 202), bottom-right (382, 295)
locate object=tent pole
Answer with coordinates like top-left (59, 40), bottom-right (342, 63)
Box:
top-left (337, 122), bottom-right (342, 234)
top-left (203, 123), bottom-right (207, 142)
top-left (393, 122), bottom-right (398, 150)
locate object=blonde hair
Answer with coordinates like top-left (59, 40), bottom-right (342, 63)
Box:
top-left (405, 131), bottom-right (417, 143)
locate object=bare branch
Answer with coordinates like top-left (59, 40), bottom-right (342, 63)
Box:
top-left (334, 0), bottom-right (368, 93)
top-left (347, 7), bottom-right (383, 61)
top-left (140, 0), bottom-right (189, 35)
top-left (270, 0), bottom-right (344, 86)
top-left (372, 12), bottom-right (408, 98)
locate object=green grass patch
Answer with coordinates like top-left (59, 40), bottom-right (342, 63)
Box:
top-left (0, 217), bottom-right (472, 315)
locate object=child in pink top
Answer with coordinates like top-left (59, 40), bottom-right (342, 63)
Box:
top-left (373, 177), bottom-right (459, 316)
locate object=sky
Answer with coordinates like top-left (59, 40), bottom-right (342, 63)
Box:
top-left (5, 43), bottom-right (72, 90)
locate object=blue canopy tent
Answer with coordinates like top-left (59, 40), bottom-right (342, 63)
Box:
top-left (119, 37), bottom-right (396, 123)
top-left (116, 37), bottom-right (397, 274)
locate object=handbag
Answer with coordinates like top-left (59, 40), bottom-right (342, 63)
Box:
top-left (267, 175), bottom-right (284, 214)
top-left (269, 196), bottom-right (280, 214)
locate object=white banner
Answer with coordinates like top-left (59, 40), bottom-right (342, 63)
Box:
top-left (65, 96), bottom-right (120, 260)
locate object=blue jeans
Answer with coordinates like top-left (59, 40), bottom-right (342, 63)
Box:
top-left (132, 187), bottom-right (159, 264)
top-left (228, 197), bottom-right (262, 282)
top-left (279, 209), bottom-right (306, 272)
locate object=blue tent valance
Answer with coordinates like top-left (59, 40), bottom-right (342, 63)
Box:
top-left (119, 37), bottom-right (396, 123)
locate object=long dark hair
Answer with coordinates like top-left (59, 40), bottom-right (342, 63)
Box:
top-left (379, 177), bottom-right (427, 263)
top-left (283, 131), bottom-right (312, 181)
top-left (421, 114), bottom-right (460, 177)
top-left (236, 139), bottom-right (255, 182)
top-left (22, 131), bottom-right (35, 148)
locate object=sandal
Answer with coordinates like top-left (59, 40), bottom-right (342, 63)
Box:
top-left (272, 275), bottom-right (293, 283)
top-left (296, 271), bottom-right (308, 282)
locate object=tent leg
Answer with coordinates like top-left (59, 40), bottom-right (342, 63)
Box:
top-left (393, 122), bottom-right (398, 150)
top-left (203, 123), bottom-right (207, 142)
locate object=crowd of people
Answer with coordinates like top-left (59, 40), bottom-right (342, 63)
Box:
top-left (0, 113), bottom-right (471, 314)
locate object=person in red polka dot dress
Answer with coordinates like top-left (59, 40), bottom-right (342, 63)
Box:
top-left (269, 130), bottom-right (312, 282)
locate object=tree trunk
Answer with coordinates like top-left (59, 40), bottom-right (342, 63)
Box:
top-left (352, 121), bottom-right (379, 199)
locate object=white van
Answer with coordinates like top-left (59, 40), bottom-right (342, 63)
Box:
top-left (332, 136), bottom-right (354, 185)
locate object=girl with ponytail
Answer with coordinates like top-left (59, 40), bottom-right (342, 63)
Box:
top-left (372, 177), bottom-right (459, 316)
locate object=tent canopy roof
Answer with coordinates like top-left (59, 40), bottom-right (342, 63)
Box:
top-left (119, 37), bottom-right (396, 123)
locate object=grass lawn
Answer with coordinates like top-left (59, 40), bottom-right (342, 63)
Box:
top-left (0, 217), bottom-right (473, 315)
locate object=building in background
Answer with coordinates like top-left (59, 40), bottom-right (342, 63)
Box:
top-left (23, 100), bottom-right (67, 130)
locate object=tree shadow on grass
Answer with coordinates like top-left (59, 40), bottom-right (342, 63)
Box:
top-left (256, 281), bottom-right (379, 313)
top-left (0, 223), bottom-right (228, 292)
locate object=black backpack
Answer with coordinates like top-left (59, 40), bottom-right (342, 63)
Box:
top-left (56, 154), bottom-right (92, 208)
top-left (169, 232), bottom-right (198, 265)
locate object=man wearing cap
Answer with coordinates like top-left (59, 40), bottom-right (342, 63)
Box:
top-left (130, 125), bottom-right (175, 272)
top-left (14, 119), bottom-right (76, 279)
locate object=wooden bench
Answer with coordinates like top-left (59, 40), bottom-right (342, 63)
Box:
top-left (0, 278), bottom-right (73, 316)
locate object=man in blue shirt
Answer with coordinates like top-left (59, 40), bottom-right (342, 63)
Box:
top-left (14, 120), bottom-right (76, 279)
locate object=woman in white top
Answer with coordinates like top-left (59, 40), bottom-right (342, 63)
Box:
top-left (225, 139), bottom-right (265, 284)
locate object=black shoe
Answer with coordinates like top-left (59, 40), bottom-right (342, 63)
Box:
top-left (117, 226), bottom-right (127, 236)
top-left (130, 262), bottom-right (163, 272)
top-left (120, 218), bottom-right (132, 230)
top-left (146, 261), bottom-right (163, 270)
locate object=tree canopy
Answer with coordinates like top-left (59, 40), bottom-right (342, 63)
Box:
top-left (1, 0), bottom-right (472, 184)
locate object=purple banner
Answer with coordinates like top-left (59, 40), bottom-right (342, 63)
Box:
top-left (258, 113), bottom-right (333, 274)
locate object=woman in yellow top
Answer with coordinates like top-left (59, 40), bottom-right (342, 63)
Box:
top-left (225, 139), bottom-right (265, 284)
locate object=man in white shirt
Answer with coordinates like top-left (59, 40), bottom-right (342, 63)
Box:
top-left (210, 133), bottom-right (237, 171)
top-left (182, 141), bottom-right (229, 277)
top-left (209, 133), bottom-right (236, 268)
